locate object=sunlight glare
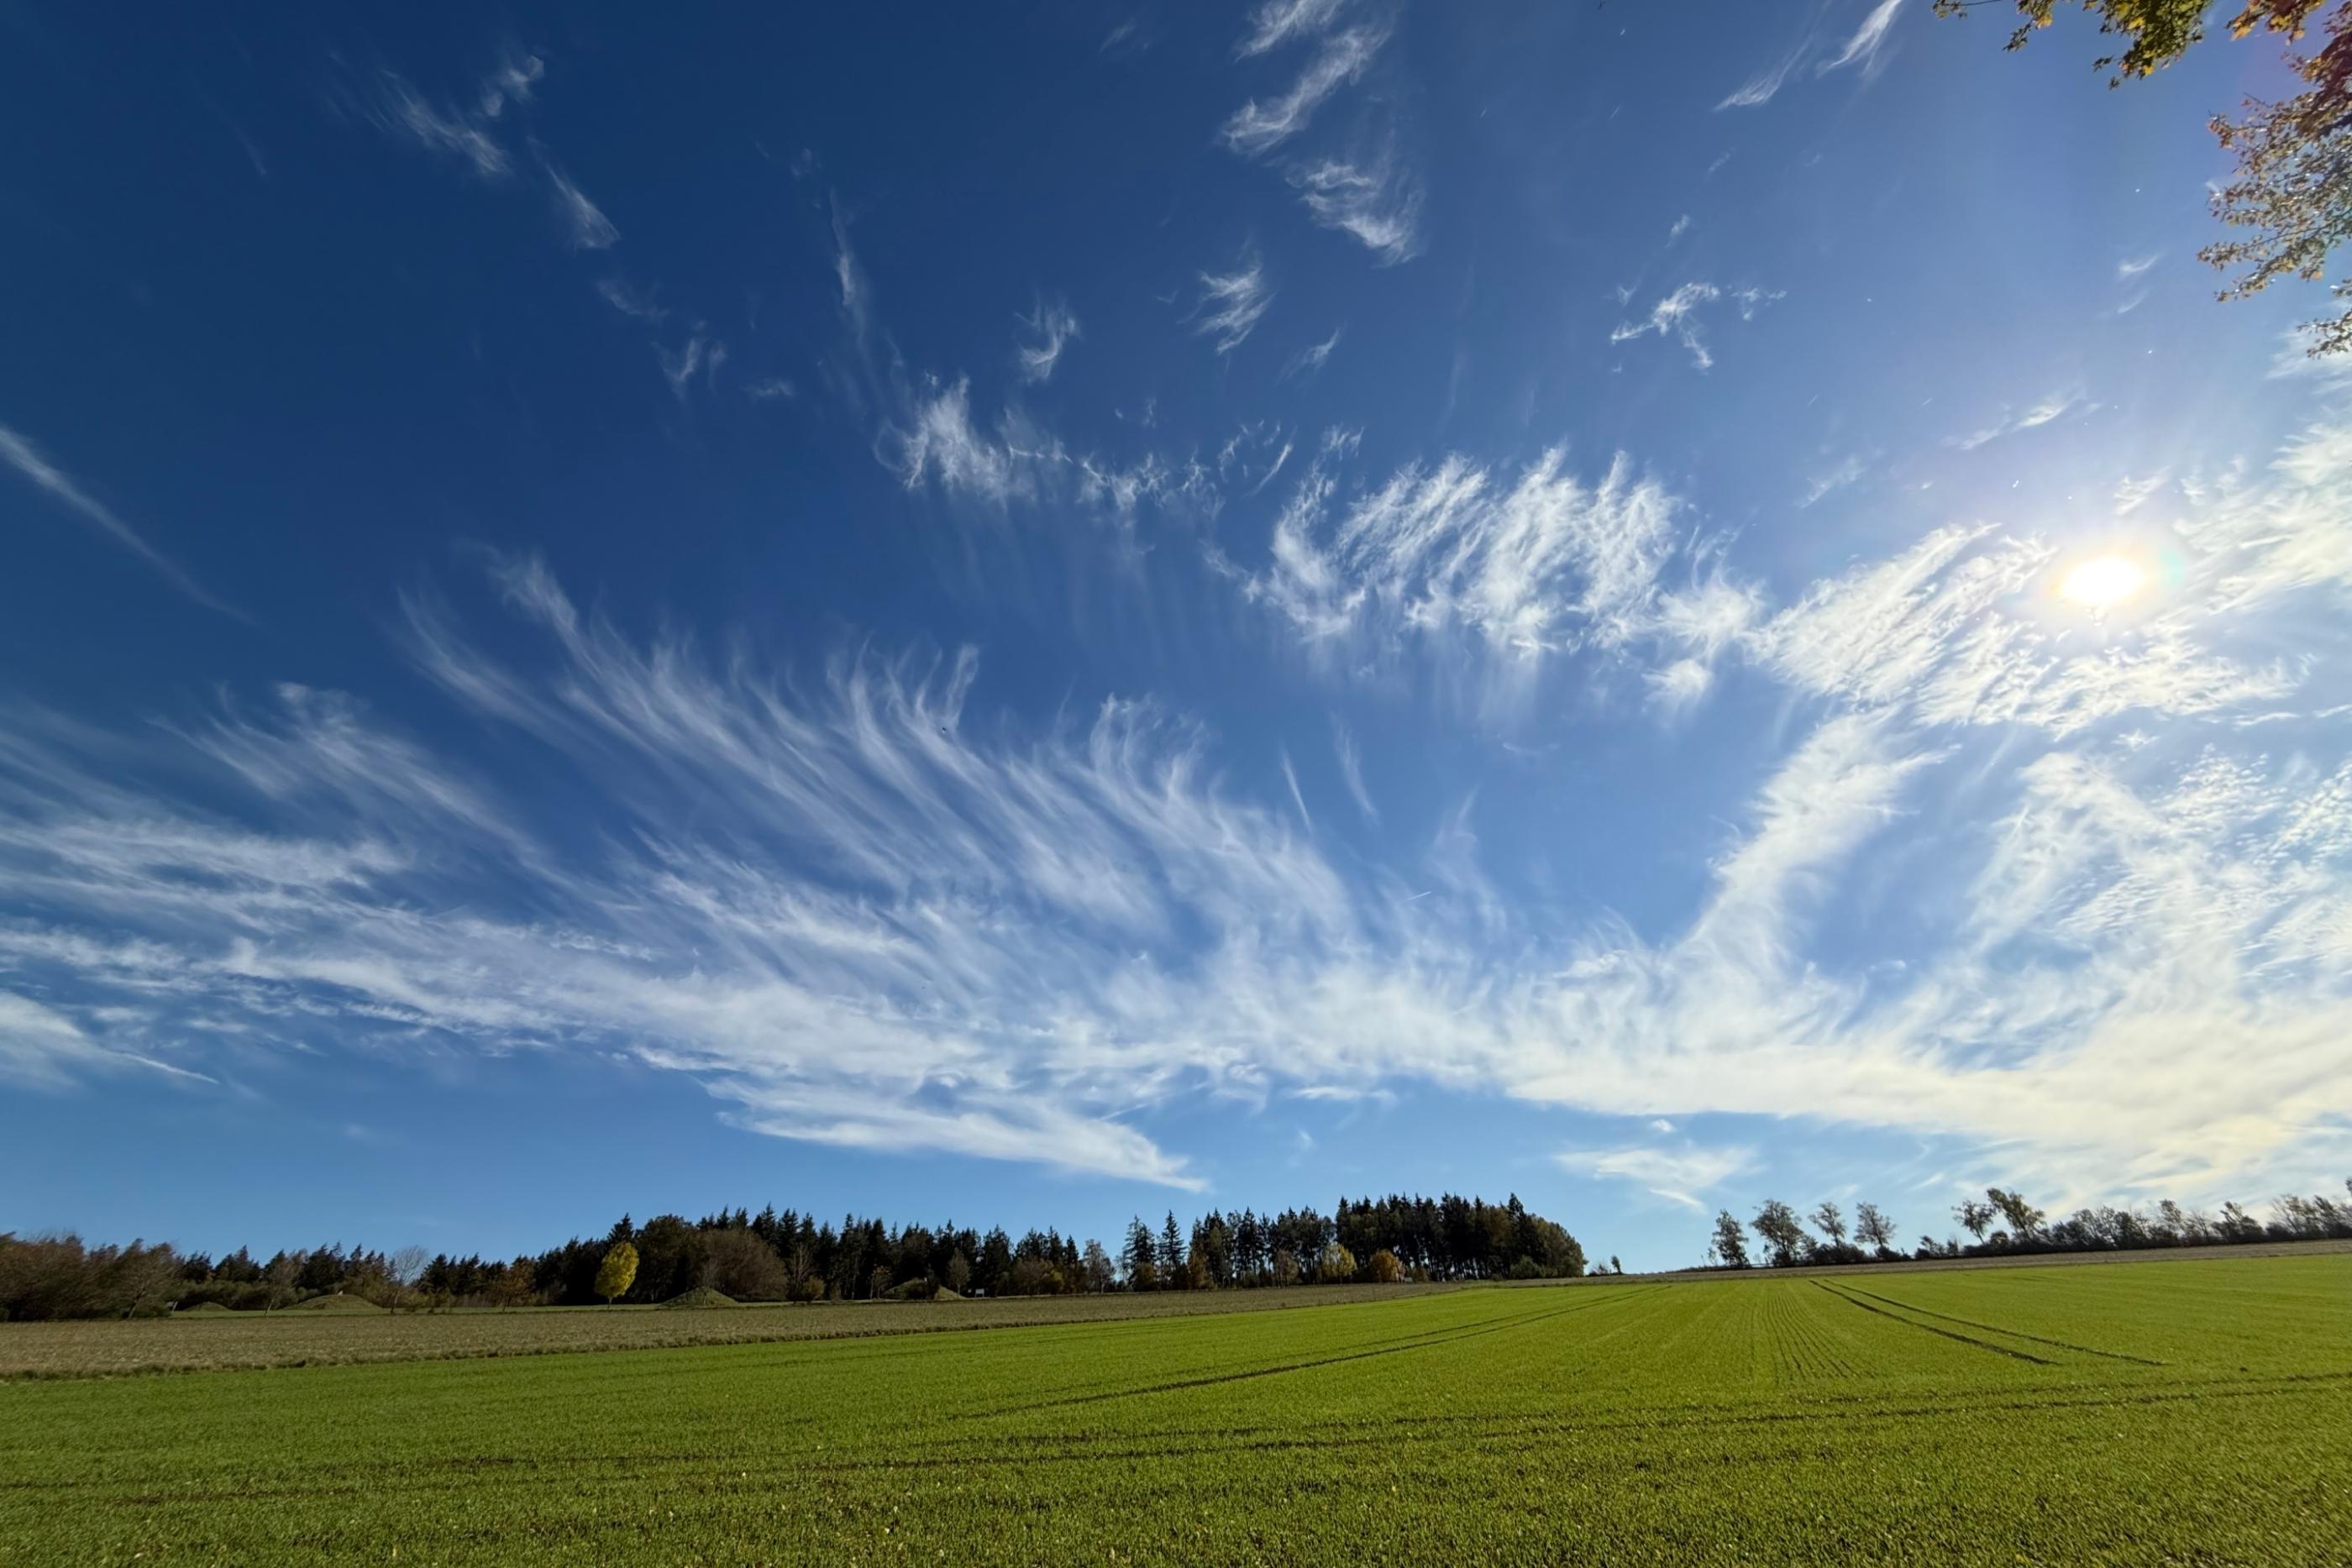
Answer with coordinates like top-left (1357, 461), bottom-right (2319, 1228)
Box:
top-left (2058, 554), bottom-right (2146, 612)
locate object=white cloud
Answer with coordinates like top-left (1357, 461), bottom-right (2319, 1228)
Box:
top-left (360, 54), bottom-right (634, 264)
top-left (1289, 149), bottom-right (1423, 264)
top-left (1221, 24), bottom-right (1387, 156)
top-left (1953, 391), bottom-right (2090, 450)
top-left (657, 333), bottom-right (723, 398)
top-left (476, 51), bottom-right (544, 120)
top-left (1719, 57), bottom-right (1803, 110)
top-left (1724, 0), bottom-right (1902, 108)
top-left (884, 377), bottom-right (1215, 523)
top-left (1015, 299), bottom-right (1082, 384)
top-left (0, 991), bottom-right (114, 1088)
top-left (886, 379), bottom-right (1031, 505)
top-left (1819, 0), bottom-right (1903, 75)
top-left (1647, 658), bottom-right (1714, 713)
top-left (1614, 283), bottom-right (1724, 368)
top-left (0, 422), bottom-right (239, 616)
top-left (1561, 1143), bottom-right (1753, 1209)
top-left (546, 165), bottom-right (617, 249)
top-left (1332, 721), bottom-right (1379, 826)
top-left (2118, 253), bottom-right (2159, 281)
top-left (1242, 438), bottom-right (1742, 682)
top-left (15, 418), bottom-right (2352, 1212)
top-left (1611, 282), bottom-right (1777, 370)
top-left (1800, 454), bottom-right (1866, 506)
top-left (370, 72), bottom-right (512, 178)
top-left (1283, 326), bottom-right (1345, 380)
top-left (1749, 523), bottom-right (2295, 737)
top-left (1237, 0), bottom-right (1347, 56)
top-left (832, 202), bottom-right (871, 347)
top-left (596, 277), bottom-right (665, 321)
top-left (1192, 254), bottom-right (1276, 354)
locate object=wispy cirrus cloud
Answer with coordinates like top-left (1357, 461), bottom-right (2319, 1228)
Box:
top-left (1283, 326), bottom-right (1345, 380)
top-left (658, 333), bottom-right (725, 399)
top-left (365, 69), bottom-right (514, 177)
top-left (1221, 3), bottom-right (1423, 264)
top-left (1800, 454), bottom-right (1867, 506)
top-left (1221, 24), bottom-right (1387, 155)
top-left (1227, 433), bottom-right (1761, 726)
top-left (13, 407), bottom-right (2352, 1209)
top-left (1289, 147), bottom-right (1424, 264)
top-left (1950, 390), bottom-right (2092, 451)
top-left (1610, 283), bottom-right (1780, 370)
top-left (883, 375), bottom-right (1212, 521)
top-left (1236, 0), bottom-right (1349, 56)
top-left (1561, 1142), bottom-right (1753, 1209)
top-left (546, 163), bottom-right (617, 249)
top-left (0, 423), bottom-right (242, 617)
top-left (7, 522), bottom-right (2350, 1205)
top-left (1819, 0), bottom-right (1903, 76)
top-left (1192, 253), bottom-right (1276, 354)
top-left (1720, 0), bottom-right (1903, 108)
top-left (1015, 298), bottom-right (1082, 384)
top-left (474, 50), bottom-right (543, 119)
top-left (1332, 721), bottom-right (1379, 826)
top-left (350, 51), bottom-right (627, 265)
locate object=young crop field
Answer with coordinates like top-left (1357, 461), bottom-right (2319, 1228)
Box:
top-left (2, 1253), bottom-right (2347, 1565)
top-left (0, 1279), bottom-right (1452, 1381)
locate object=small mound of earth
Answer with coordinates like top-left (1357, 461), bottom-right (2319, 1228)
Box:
top-left (659, 1287), bottom-right (740, 1310)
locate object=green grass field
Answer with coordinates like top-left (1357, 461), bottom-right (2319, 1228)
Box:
top-left (3, 1253), bottom-right (2348, 1565)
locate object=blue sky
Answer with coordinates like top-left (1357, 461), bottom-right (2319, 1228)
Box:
top-left (3, 2), bottom-right (2349, 1271)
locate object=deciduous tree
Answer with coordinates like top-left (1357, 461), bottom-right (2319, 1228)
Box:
top-left (1940, 0), bottom-right (2352, 353)
top-left (1987, 1188), bottom-right (2045, 1241)
top-left (593, 1241), bottom-right (638, 1307)
top-left (1750, 1200), bottom-right (1808, 1267)
top-left (1706, 1209), bottom-right (1751, 1268)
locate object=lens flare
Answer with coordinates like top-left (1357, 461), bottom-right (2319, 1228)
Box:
top-left (2058, 554), bottom-right (2145, 612)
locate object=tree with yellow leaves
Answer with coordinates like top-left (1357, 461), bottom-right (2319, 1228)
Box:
top-left (593, 1241), bottom-right (638, 1307)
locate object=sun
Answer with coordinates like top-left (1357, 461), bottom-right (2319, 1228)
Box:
top-left (2058, 554), bottom-right (2146, 612)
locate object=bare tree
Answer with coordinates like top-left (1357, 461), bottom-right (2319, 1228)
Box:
top-left (1810, 1201), bottom-right (1848, 1250)
top-left (1953, 1198), bottom-right (1995, 1243)
top-left (386, 1245), bottom-right (429, 1312)
top-left (1854, 1202), bottom-right (1895, 1257)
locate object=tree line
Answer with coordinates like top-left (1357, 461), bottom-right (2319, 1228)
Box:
top-left (0, 1190), bottom-right (1584, 1322)
top-left (1702, 1181), bottom-right (2352, 1270)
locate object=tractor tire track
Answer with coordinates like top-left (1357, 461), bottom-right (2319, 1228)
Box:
top-left (1835, 1284), bottom-right (2166, 1366)
top-left (1813, 1281), bottom-right (2055, 1366)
